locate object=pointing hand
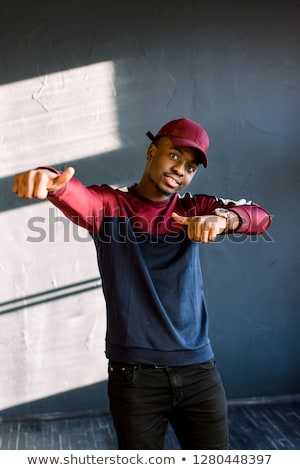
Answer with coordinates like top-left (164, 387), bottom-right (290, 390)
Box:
top-left (12, 167), bottom-right (75, 199)
top-left (172, 211), bottom-right (227, 243)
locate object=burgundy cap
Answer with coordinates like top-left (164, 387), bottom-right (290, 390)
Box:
top-left (146, 117), bottom-right (209, 167)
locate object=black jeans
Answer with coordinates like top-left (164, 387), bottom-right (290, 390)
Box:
top-left (108, 359), bottom-right (228, 450)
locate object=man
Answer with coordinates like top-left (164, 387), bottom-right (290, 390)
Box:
top-left (13, 117), bottom-right (272, 450)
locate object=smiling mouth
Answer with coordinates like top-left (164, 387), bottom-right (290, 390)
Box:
top-left (164, 174), bottom-right (182, 187)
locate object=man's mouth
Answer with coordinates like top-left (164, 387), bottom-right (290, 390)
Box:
top-left (164, 174), bottom-right (182, 188)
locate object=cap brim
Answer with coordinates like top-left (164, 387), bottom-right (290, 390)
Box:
top-left (169, 136), bottom-right (208, 168)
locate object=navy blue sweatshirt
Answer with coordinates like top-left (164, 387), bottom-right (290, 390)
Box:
top-left (48, 178), bottom-right (271, 365)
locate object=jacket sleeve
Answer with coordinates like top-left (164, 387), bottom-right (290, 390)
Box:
top-left (194, 195), bottom-right (272, 235)
top-left (45, 169), bottom-right (105, 233)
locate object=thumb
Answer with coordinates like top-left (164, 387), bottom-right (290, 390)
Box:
top-left (171, 212), bottom-right (189, 225)
top-left (50, 167), bottom-right (75, 190)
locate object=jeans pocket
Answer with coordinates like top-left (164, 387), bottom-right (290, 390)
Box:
top-left (197, 358), bottom-right (216, 370)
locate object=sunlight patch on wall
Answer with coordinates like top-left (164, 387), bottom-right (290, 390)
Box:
top-left (0, 61), bottom-right (121, 178)
top-left (0, 293), bottom-right (106, 412)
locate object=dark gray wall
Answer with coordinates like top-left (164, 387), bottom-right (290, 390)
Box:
top-left (1, 0), bottom-right (299, 415)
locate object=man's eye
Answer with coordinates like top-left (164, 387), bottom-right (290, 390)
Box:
top-left (170, 153), bottom-right (179, 160)
top-left (187, 166), bottom-right (196, 173)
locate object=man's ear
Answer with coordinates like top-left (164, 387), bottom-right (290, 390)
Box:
top-left (147, 143), bottom-right (157, 161)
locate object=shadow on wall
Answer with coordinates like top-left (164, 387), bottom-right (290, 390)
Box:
top-left (0, 381), bottom-right (109, 418)
top-left (0, 278), bottom-right (102, 316)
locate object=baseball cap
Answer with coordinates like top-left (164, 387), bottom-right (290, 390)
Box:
top-left (146, 117), bottom-right (209, 167)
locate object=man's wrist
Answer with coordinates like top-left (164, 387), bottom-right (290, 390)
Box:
top-left (214, 208), bottom-right (240, 232)
top-left (226, 211), bottom-right (240, 231)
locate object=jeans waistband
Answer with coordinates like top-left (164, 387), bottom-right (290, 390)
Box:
top-left (109, 360), bottom-right (169, 370)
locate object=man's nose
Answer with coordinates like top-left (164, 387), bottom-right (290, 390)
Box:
top-left (171, 162), bottom-right (185, 176)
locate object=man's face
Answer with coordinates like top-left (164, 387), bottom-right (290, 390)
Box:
top-left (144, 137), bottom-right (201, 199)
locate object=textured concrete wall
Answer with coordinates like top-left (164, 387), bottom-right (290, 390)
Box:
top-left (0, 0), bottom-right (299, 416)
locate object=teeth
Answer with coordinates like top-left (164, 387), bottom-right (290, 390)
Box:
top-left (167, 175), bottom-right (178, 184)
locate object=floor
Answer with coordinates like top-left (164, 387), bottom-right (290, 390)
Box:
top-left (1, 401), bottom-right (300, 450)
